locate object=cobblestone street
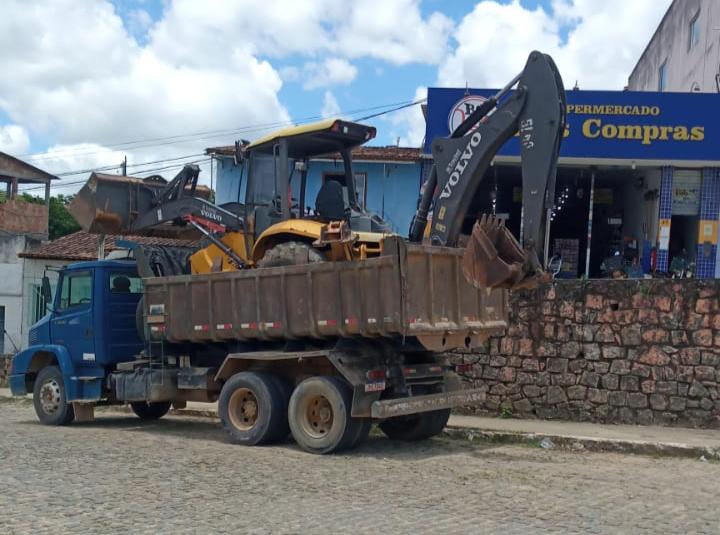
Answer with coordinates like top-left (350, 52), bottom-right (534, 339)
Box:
top-left (1, 399), bottom-right (719, 534)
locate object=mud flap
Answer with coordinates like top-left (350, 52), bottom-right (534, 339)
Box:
top-left (462, 214), bottom-right (549, 290)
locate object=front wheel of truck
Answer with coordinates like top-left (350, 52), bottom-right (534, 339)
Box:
top-left (219, 372), bottom-right (288, 446)
top-left (130, 401), bottom-right (172, 420)
top-left (33, 366), bottom-right (75, 426)
top-left (379, 408), bottom-right (451, 441)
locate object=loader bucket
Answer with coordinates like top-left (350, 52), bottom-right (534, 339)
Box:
top-left (462, 214), bottom-right (549, 290)
top-left (69, 173), bottom-right (164, 235)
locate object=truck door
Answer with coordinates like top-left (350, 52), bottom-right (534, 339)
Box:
top-left (104, 270), bottom-right (144, 364)
top-left (51, 270), bottom-right (95, 365)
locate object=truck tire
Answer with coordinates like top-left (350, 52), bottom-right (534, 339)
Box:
top-left (257, 241), bottom-right (323, 267)
top-left (288, 376), bottom-right (362, 454)
top-left (130, 401), bottom-right (171, 420)
top-left (379, 408), bottom-right (451, 441)
top-left (267, 374), bottom-right (293, 440)
top-left (346, 418), bottom-right (372, 449)
top-left (219, 372), bottom-right (288, 446)
top-left (33, 366), bottom-right (75, 426)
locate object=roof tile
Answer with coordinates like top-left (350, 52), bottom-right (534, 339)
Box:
top-left (19, 231), bottom-right (196, 261)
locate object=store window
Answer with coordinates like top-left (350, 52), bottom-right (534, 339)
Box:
top-left (658, 62), bottom-right (667, 92)
top-left (689, 13), bottom-right (700, 50)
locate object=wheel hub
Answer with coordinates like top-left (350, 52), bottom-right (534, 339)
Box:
top-left (305, 395), bottom-right (334, 437)
top-left (227, 388), bottom-right (259, 431)
top-left (39, 379), bottom-right (61, 415)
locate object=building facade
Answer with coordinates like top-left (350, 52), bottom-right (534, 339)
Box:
top-left (209, 146), bottom-right (427, 235)
top-left (424, 87), bottom-right (720, 279)
top-left (0, 152), bottom-right (55, 353)
top-left (628, 0), bottom-right (720, 93)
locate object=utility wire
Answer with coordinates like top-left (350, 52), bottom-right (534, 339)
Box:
top-left (19, 158), bottom-right (211, 193)
top-left (20, 98), bottom-right (421, 162)
top-left (16, 97), bottom-right (426, 194)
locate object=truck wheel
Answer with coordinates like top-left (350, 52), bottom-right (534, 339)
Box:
top-left (346, 418), bottom-right (372, 449)
top-left (257, 241), bottom-right (323, 267)
top-left (219, 372), bottom-right (288, 445)
top-left (33, 366), bottom-right (75, 426)
top-left (379, 408), bottom-right (451, 441)
top-left (288, 376), bottom-right (361, 454)
top-left (130, 401), bottom-right (171, 420)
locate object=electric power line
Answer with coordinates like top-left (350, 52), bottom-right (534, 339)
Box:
top-left (19, 98), bottom-right (423, 163)
top-left (15, 97), bottom-right (426, 194)
top-left (19, 158), bottom-right (212, 193)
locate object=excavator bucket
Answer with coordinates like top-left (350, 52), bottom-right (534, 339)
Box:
top-left (462, 215), bottom-right (549, 290)
top-left (69, 173), bottom-right (159, 234)
top-left (69, 171), bottom-right (210, 238)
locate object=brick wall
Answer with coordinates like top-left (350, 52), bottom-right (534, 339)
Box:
top-left (0, 355), bottom-right (12, 388)
top-left (450, 279), bottom-right (720, 427)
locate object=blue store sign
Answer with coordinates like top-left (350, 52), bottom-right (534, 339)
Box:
top-left (425, 88), bottom-right (720, 163)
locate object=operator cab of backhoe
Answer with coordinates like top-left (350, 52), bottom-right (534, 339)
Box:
top-left (235, 119), bottom-right (390, 238)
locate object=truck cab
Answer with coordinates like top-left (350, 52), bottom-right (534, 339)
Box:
top-left (9, 260), bottom-right (143, 421)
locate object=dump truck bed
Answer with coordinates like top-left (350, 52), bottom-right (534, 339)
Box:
top-left (143, 237), bottom-right (508, 352)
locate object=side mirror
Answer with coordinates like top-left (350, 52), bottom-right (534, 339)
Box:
top-left (41, 275), bottom-right (53, 309)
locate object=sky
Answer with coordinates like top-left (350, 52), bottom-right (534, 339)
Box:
top-left (0, 0), bottom-right (672, 193)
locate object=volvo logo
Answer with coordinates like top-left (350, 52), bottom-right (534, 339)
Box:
top-left (439, 132), bottom-right (482, 200)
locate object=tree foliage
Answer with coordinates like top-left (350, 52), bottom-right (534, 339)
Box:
top-left (20, 193), bottom-right (80, 240)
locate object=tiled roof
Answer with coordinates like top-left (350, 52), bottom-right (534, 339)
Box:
top-left (207, 144), bottom-right (423, 162)
top-left (19, 231), bottom-right (196, 261)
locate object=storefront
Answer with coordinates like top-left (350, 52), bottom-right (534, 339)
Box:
top-left (425, 88), bottom-right (720, 278)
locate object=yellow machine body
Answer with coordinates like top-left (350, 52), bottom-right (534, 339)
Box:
top-left (189, 219), bottom-right (386, 274)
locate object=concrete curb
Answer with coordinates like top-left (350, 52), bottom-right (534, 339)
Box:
top-left (2, 389), bottom-right (717, 460)
top-left (444, 426), bottom-right (720, 461)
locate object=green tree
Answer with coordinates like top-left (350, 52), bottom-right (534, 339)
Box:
top-left (48, 194), bottom-right (81, 240)
top-left (20, 193), bottom-right (80, 240)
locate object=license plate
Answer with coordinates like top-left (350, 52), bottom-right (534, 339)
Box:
top-left (364, 381), bottom-right (386, 392)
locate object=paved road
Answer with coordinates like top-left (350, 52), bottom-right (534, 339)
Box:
top-left (1, 399), bottom-right (719, 534)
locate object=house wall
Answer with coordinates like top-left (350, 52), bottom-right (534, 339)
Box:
top-left (213, 156), bottom-right (424, 235)
top-left (628, 0), bottom-right (720, 92)
top-left (0, 235), bottom-right (29, 353)
top-left (304, 160), bottom-right (422, 234)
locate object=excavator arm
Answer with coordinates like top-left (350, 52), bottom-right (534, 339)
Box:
top-left (409, 51), bottom-right (566, 290)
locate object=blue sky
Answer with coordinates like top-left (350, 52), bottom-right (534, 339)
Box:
top-left (0, 0), bottom-right (671, 186)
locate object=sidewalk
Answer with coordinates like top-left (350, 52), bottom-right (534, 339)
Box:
top-left (3, 387), bottom-right (719, 458)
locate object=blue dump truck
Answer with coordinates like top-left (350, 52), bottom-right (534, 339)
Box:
top-left (9, 238), bottom-right (506, 454)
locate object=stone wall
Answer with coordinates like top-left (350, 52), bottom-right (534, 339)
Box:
top-left (0, 354), bottom-right (12, 387)
top-left (451, 279), bottom-right (720, 427)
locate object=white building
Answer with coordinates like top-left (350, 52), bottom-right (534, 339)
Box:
top-left (628, 0), bottom-right (720, 93)
top-left (0, 152), bottom-right (55, 353)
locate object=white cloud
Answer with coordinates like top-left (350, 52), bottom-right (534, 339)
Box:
top-left (149, 0), bottom-right (451, 66)
top-left (0, 0), bottom-right (290, 187)
top-left (387, 87), bottom-right (427, 147)
top-left (302, 58), bottom-right (358, 90)
top-left (321, 91), bottom-right (342, 119)
top-left (438, 0), bottom-right (671, 90)
top-left (334, 0), bottom-right (453, 65)
top-left (0, 125), bottom-right (30, 155)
